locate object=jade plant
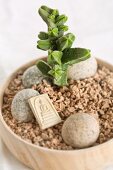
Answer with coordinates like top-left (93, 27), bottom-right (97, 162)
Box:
top-left (37, 5), bottom-right (91, 86)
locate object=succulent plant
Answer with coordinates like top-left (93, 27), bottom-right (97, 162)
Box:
top-left (37, 5), bottom-right (91, 86)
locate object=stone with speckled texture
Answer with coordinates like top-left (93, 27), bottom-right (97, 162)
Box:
top-left (11, 89), bottom-right (39, 122)
top-left (62, 113), bottom-right (100, 148)
top-left (22, 66), bottom-right (45, 88)
top-left (67, 57), bottom-right (97, 80)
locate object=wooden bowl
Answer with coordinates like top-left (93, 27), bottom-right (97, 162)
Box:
top-left (0, 57), bottom-right (113, 170)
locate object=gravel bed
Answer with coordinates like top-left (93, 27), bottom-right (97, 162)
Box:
top-left (2, 65), bottom-right (113, 150)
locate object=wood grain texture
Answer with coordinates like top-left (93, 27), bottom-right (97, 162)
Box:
top-left (0, 57), bottom-right (113, 170)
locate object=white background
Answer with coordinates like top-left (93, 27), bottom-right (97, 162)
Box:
top-left (0, 0), bottom-right (113, 169)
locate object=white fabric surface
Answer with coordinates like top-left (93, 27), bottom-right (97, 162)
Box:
top-left (0, 0), bottom-right (113, 169)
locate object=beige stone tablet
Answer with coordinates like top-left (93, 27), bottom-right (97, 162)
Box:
top-left (28, 93), bottom-right (62, 130)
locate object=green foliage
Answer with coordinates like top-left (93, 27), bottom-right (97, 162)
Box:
top-left (37, 39), bottom-right (51, 51)
top-left (55, 15), bottom-right (68, 26)
top-left (62, 48), bottom-right (91, 65)
top-left (38, 32), bottom-right (48, 40)
top-left (57, 33), bottom-right (75, 51)
top-left (36, 5), bottom-right (91, 86)
top-left (48, 50), bottom-right (63, 66)
top-left (48, 64), bottom-right (68, 86)
top-left (37, 60), bottom-right (51, 76)
top-left (48, 28), bottom-right (59, 38)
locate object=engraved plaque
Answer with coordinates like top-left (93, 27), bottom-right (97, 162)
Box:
top-left (28, 93), bottom-right (62, 130)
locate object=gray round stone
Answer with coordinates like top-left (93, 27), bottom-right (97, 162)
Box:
top-left (67, 57), bottom-right (97, 80)
top-left (62, 113), bottom-right (100, 148)
top-left (22, 65), bottom-right (45, 88)
top-left (11, 89), bottom-right (39, 122)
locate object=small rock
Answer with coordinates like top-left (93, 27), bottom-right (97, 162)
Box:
top-left (11, 89), bottom-right (39, 122)
top-left (22, 65), bottom-right (45, 88)
top-left (67, 56), bottom-right (97, 80)
top-left (106, 77), bottom-right (113, 87)
top-left (67, 107), bottom-right (75, 112)
top-left (52, 138), bottom-right (59, 145)
top-left (41, 133), bottom-right (49, 140)
top-left (62, 113), bottom-right (100, 148)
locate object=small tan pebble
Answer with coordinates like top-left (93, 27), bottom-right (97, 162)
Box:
top-left (67, 107), bottom-right (75, 112)
top-left (67, 56), bottom-right (97, 80)
top-left (106, 77), bottom-right (113, 87)
top-left (22, 65), bottom-right (45, 88)
top-left (11, 89), bottom-right (39, 122)
top-left (52, 138), bottom-right (59, 145)
top-left (98, 110), bottom-right (105, 115)
top-left (62, 113), bottom-right (100, 148)
top-left (41, 133), bottom-right (49, 140)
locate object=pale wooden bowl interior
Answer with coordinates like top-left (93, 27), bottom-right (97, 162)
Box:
top-left (0, 57), bottom-right (113, 170)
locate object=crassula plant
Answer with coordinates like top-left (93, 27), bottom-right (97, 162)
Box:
top-left (37, 5), bottom-right (91, 86)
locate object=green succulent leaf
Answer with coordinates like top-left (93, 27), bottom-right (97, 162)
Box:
top-left (48, 64), bottom-right (68, 86)
top-left (40, 6), bottom-right (59, 16)
top-left (49, 65), bottom-right (63, 78)
top-left (36, 60), bottom-right (51, 76)
top-left (54, 70), bottom-right (68, 86)
top-left (58, 25), bottom-right (68, 32)
top-left (38, 32), bottom-right (48, 40)
top-left (52, 9), bottom-right (59, 17)
top-left (37, 39), bottom-right (51, 51)
top-left (56, 15), bottom-right (68, 26)
top-left (48, 14), bottom-right (56, 23)
top-left (39, 6), bottom-right (57, 28)
top-left (38, 7), bottom-right (50, 23)
top-left (57, 37), bottom-right (68, 51)
top-left (48, 28), bottom-right (59, 37)
top-left (62, 48), bottom-right (91, 65)
top-left (48, 50), bottom-right (63, 66)
top-left (57, 33), bottom-right (75, 51)
top-left (65, 33), bottom-right (75, 47)
top-left (40, 6), bottom-right (53, 14)
top-left (47, 20), bottom-right (56, 29)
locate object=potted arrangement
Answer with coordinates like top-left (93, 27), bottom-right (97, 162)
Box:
top-left (0, 6), bottom-right (113, 170)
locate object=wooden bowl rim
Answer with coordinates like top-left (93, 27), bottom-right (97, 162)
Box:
top-left (0, 57), bottom-right (113, 154)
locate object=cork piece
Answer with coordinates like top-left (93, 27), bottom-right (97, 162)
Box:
top-left (28, 94), bottom-right (62, 130)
